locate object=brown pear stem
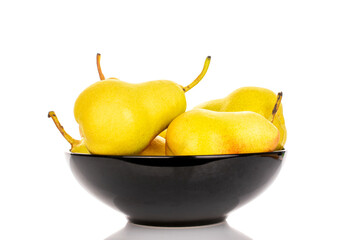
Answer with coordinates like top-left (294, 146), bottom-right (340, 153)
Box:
top-left (97, 53), bottom-right (105, 80)
top-left (271, 92), bottom-right (283, 123)
top-left (48, 111), bottom-right (80, 148)
top-left (182, 56), bottom-right (211, 93)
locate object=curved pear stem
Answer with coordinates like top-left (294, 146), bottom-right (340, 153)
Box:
top-left (97, 53), bottom-right (105, 80)
top-left (271, 92), bottom-right (283, 123)
top-left (48, 111), bottom-right (81, 148)
top-left (182, 56), bottom-right (211, 93)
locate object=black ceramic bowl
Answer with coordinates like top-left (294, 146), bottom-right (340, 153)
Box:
top-left (66, 150), bottom-right (286, 227)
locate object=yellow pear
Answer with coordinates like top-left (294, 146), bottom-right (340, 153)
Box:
top-left (49, 111), bottom-right (166, 155)
top-left (74, 54), bottom-right (211, 155)
top-left (166, 109), bottom-right (280, 155)
top-left (139, 136), bottom-right (166, 156)
top-left (159, 129), bottom-right (167, 138)
top-left (194, 98), bottom-right (223, 111)
top-left (195, 87), bottom-right (286, 149)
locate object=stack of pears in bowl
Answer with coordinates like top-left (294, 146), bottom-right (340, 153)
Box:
top-left (49, 54), bottom-right (286, 227)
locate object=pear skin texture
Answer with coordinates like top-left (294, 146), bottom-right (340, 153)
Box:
top-left (139, 136), bottom-right (166, 156)
top-left (70, 136), bottom-right (165, 155)
top-left (159, 129), bottom-right (167, 138)
top-left (194, 87), bottom-right (286, 150)
top-left (166, 109), bottom-right (280, 155)
top-left (165, 142), bottom-right (175, 156)
top-left (74, 79), bottom-right (186, 155)
top-left (194, 98), bottom-right (223, 111)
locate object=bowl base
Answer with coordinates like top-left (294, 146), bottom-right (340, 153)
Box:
top-left (128, 217), bottom-right (226, 227)
top-left (105, 221), bottom-right (251, 240)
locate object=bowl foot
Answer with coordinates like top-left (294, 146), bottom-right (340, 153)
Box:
top-left (105, 221), bottom-right (252, 240)
top-left (128, 217), bottom-right (226, 227)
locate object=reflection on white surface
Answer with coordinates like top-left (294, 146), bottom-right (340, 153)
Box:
top-left (105, 221), bottom-right (251, 240)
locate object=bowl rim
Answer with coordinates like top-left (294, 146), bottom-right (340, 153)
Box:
top-left (66, 150), bottom-right (285, 167)
top-left (66, 149), bottom-right (286, 160)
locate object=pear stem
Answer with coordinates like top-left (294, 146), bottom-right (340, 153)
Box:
top-left (48, 111), bottom-right (80, 148)
top-left (97, 53), bottom-right (105, 80)
top-left (271, 92), bottom-right (283, 123)
top-left (182, 56), bottom-right (211, 93)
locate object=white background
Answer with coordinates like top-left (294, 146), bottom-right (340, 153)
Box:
top-left (1, 1), bottom-right (360, 239)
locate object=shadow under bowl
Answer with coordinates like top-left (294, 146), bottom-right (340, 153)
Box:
top-left (66, 150), bottom-right (286, 227)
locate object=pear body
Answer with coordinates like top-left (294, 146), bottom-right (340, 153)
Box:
top-left (159, 129), bottom-right (167, 138)
top-left (194, 98), bottom-right (223, 111)
top-left (166, 109), bottom-right (280, 155)
top-left (70, 136), bottom-right (165, 155)
top-left (74, 79), bottom-right (186, 155)
top-left (195, 87), bottom-right (286, 149)
top-left (139, 136), bottom-right (166, 156)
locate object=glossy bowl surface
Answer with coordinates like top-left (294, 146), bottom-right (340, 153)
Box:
top-left (66, 150), bottom-right (286, 227)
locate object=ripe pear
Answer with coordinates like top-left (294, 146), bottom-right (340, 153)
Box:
top-left (139, 136), bottom-right (166, 156)
top-left (74, 54), bottom-right (211, 155)
top-left (195, 87), bottom-right (286, 150)
top-left (49, 111), bottom-right (166, 155)
top-left (159, 129), bottom-right (167, 138)
top-left (166, 109), bottom-right (280, 155)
